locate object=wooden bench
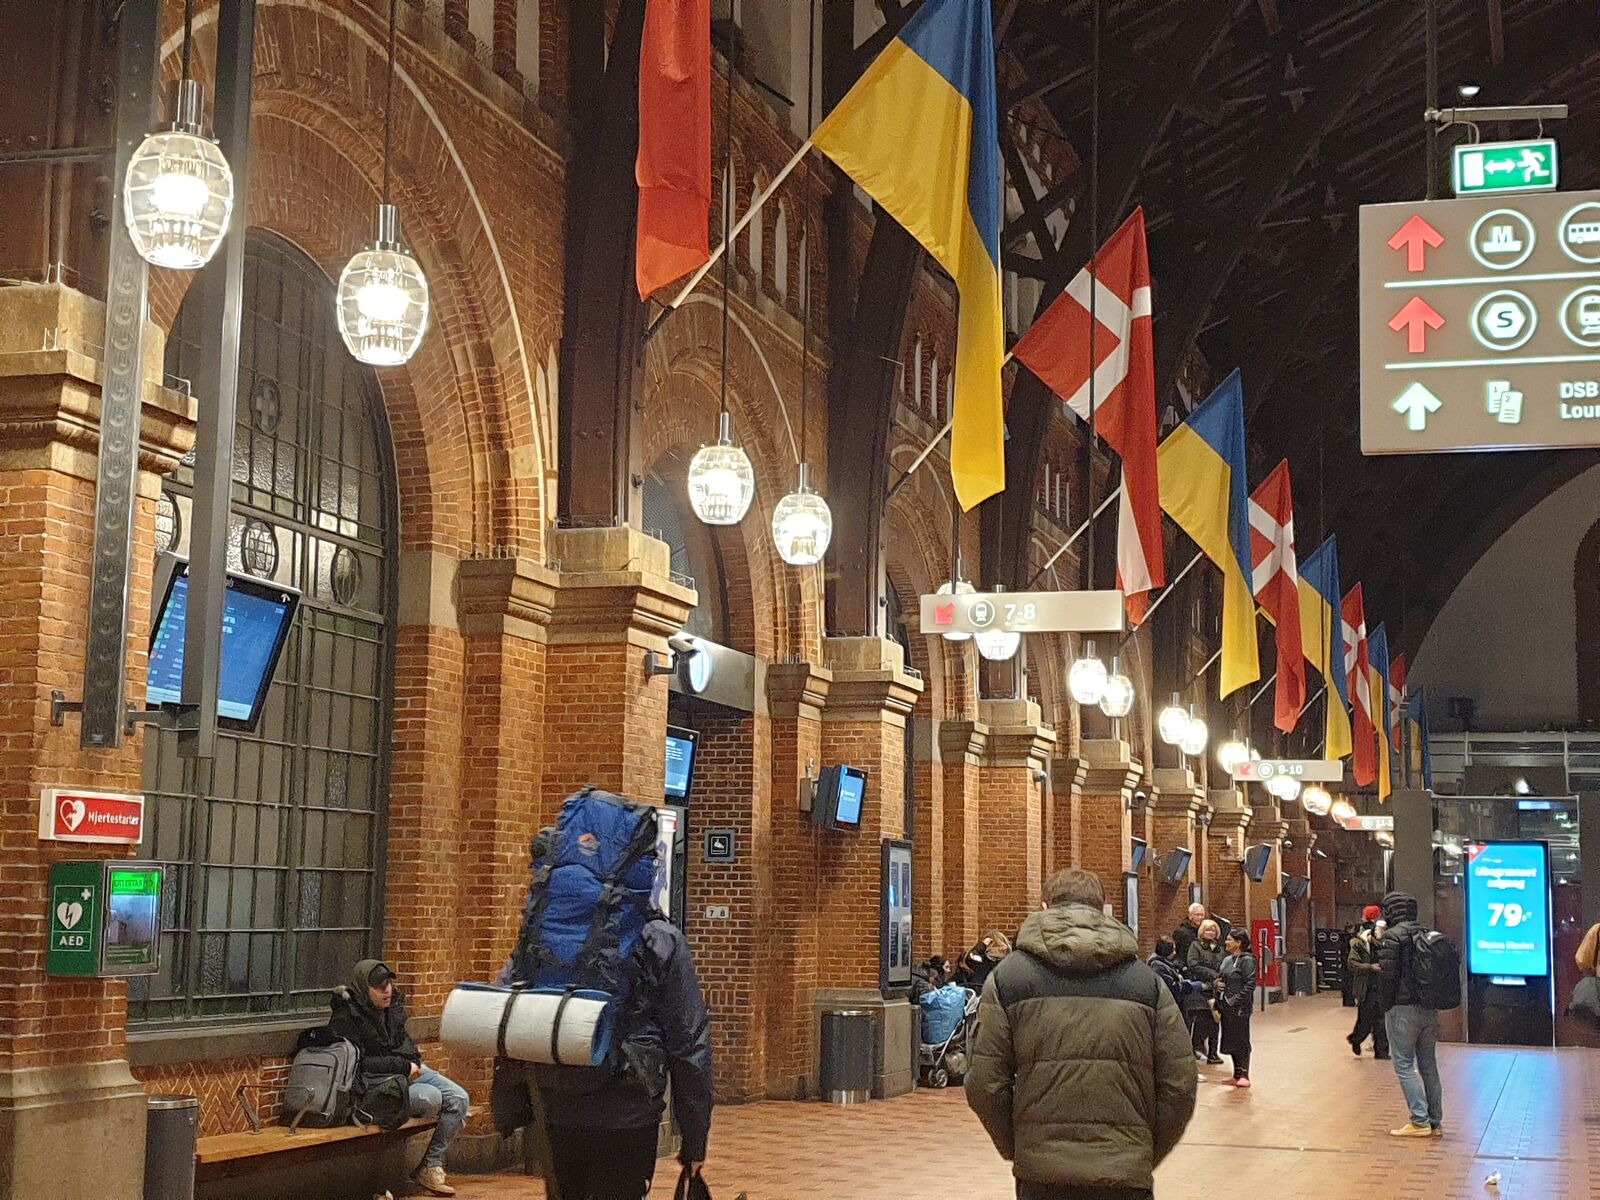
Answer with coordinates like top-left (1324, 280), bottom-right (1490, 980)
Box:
top-left (195, 1115), bottom-right (442, 1167)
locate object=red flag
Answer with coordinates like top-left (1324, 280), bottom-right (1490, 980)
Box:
top-left (1248, 461), bottom-right (1306, 733)
top-left (1013, 208), bottom-right (1163, 621)
top-left (635, 0), bottom-right (712, 300)
top-left (1342, 585), bottom-right (1376, 787)
top-left (1388, 654), bottom-right (1407, 752)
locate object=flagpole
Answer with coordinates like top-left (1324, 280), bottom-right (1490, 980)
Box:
top-left (644, 135), bottom-right (816, 342)
top-left (1025, 491), bottom-right (1118, 590)
top-left (885, 352), bottom-right (1018, 503)
top-left (1115, 550), bottom-right (1202, 646)
top-left (1248, 671), bottom-right (1278, 707)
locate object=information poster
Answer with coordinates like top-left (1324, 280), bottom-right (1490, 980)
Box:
top-left (1465, 841), bottom-right (1550, 979)
top-left (880, 840), bottom-right (913, 993)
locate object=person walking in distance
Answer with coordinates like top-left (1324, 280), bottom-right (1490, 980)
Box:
top-left (1216, 929), bottom-right (1257, 1088)
top-left (1185, 919), bottom-right (1225, 1065)
top-left (1347, 906), bottom-right (1390, 1059)
top-left (966, 869), bottom-right (1197, 1200)
top-left (1377, 891), bottom-right (1452, 1138)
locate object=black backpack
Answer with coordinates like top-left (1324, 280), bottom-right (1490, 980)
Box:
top-left (351, 1072), bottom-right (411, 1131)
top-left (1410, 928), bottom-right (1462, 1011)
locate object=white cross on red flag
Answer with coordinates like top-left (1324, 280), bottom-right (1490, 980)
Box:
top-left (1012, 208), bottom-right (1163, 622)
top-left (1343, 584), bottom-right (1377, 788)
top-left (1247, 460), bottom-right (1306, 732)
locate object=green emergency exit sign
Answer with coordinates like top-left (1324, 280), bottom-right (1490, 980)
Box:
top-left (1452, 139), bottom-right (1558, 196)
top-left (46, 860), bottom-right (102, 977)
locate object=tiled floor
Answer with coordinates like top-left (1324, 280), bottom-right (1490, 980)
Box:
top-left (442, 994), bottom-right (1600, 1200)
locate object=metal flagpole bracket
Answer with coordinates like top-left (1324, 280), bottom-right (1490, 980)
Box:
top-left (51, 690), bottom-right (188, 736)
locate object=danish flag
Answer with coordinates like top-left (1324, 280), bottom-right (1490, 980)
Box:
top-left (1388, 654), bottom-right (1407, 752)
top-left (1342, 584), bottom-right (1376, 787)
top-left (1012, 208), bottom-right (1163, 622)
top-left (1248, 461), bottom-right (1305, 732)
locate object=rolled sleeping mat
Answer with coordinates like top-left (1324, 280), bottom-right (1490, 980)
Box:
top-left (441, 983), bottom-right (617, 1067)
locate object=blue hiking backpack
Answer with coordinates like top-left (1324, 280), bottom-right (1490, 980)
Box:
top-left (506, 788), bottom-right (661, 1085)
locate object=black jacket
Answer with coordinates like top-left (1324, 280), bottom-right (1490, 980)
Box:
top-left (1377, 891), bottom-right (1423, 1010)
top-left (329, 962), bottom-right (421, 1079)
top-left (1172, 922), bottom-right (1201, 965)
top-left (1185, 938), bottom-right (1224, 1016)
top-left (1147, 953), bottom-right (1191, 1009)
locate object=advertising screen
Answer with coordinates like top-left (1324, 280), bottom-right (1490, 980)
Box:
top-left (834, 770), bottom-right (865, 828)
top-left (664, 727), bottom-right (697, 800)
top-left (1465, 841), bottom-right (1550, 979)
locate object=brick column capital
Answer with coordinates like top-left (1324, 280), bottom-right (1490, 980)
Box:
top-left (1150, 766), bottom-right (1205, 818)
top-left (766, 660), bottom-right (832, 720)
top-left (1249, 800), bottom-right (1290, 843)
top-left (1049, 756), bottom-right (1085, 794)
top-left (979, 698), bottom-right (1057, 767)
top-left (939, 718), bottom-right (989, 763)
top-left (1069, 738), bottom-right (1142, 798)
top-left (456, 555), bottom-right (559, 641)
top-left (821, 636), bottom-right (923, 723)
top-left (547, 525), bottom-right (696, 646)
top-left (1208, 790), bottom-right (1253, 837)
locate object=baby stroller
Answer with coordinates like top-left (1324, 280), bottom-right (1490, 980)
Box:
top-left (917, 984), bottom-right (978, 1088)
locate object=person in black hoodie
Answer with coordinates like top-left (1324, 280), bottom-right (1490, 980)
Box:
top-left (1376, 890), bottom-right (1444, 1138)
top-left (330, 960), bottom-right (468, 1197)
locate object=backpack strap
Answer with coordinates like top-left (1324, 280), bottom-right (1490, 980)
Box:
top-left (509, 831), bottom-right (557, 980)
top-left (496, 985), bottom-right (525, 1060)
top-left (549, 986), bottom-right (580, 1067)
top-left (573, 811), bottom-right (659, 985)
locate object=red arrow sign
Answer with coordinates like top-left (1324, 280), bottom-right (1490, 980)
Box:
top-left (1388, 215), bottom-right (1444, 272)
top-left (1388, 296), bottom-right (1445, 353)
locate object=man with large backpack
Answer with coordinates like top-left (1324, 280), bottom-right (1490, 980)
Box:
top-left (497, 788), bottom-right (714, 1199)
top-left (1376, 890), bottom-right (1461, 1139)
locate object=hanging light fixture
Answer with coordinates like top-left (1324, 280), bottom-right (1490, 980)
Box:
top-left (1268, 775), bottom-right (1302, 803)
top-left (1069, 640), bottom-right (1108, 706)
top-left (974, 583), bottom-right (1021, 661)
top-left (123, 0), bottom-right (234, 270)
top-left (1301, 785), bottom-right (1332, 816)
top-left (1374, 830), bottom-right (1395, 849)
top-left (1217, 739), bottom-right (1250, 775)
top-left (936, 576), bottom-right (976, 642)
top-left (1099, 656), bottom-right (1134, 718)
top-left (1329, 797), bottom-right (1358, 824)
top-left (1179, 708), bottom-right (1208, 757)
top-left (338, 0), bottom-right (430, 365)
top-left (1157, 693), bottom-right (1189, 746)
top-left (772, 2), bottom-right (831, 565)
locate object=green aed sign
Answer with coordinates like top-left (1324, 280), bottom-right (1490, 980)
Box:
top-left (46, 860), bottom-right (103, 977)
top-left (45, 860), bottom-right (164, 978)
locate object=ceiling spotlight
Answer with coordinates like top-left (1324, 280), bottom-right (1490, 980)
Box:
top-left (1458, 83), bottom-right (1482, 100)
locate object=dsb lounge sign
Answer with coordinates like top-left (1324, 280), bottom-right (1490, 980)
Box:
top-left (38, 788), bottom-right (145, 845)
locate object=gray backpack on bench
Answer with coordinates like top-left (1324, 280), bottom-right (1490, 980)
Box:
top-left (283, 1035), bottom-right (360, 1128)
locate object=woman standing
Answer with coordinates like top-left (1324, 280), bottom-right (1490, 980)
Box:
top-left (1218, 928), bottom-right (1258, 1088)
top-left (1185, 919), bottom-right (1224, 1065)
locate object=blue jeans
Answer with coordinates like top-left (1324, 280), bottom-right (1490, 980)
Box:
top-left (1384, 1005), bottom-right (1443, 1127)
top-left (408, 1068), bottom-right (470, 1169)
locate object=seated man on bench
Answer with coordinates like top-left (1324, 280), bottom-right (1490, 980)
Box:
top-left (331, 959), bottom-right (468, 1197)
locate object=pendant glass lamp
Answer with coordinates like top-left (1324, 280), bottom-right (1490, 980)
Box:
top-left (1268, 774), bottom-right (1301, 802)
top-left (124, 77), bottom-right (234, 270)
top-left (1099, 657), bottom-right (1134, 718)
top-left (1217, 739), bottom-right (1249, 775)
top-left (688, 411), bottom-right (757, 525)
top-left (772, 463), bottom-right (833, 565)
top-left (1329, 796), bottom-right (1358, 824)
top-left (936, 577), bottom-right (976, 642)
top-left (1301, 785), bottom-right (1332, 816)
top-left (974, 582), bottom-right (1020, 661)
top-left (337, 0), bottom-right (429, 366)
top-left (1069, 640), bottom-right (1108, 706)
top-left (1178, 708), bottom-right (1207, 757)
top-left (1157, 693), bottom-right (1189, 746)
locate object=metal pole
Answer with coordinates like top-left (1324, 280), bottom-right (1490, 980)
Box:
top-left (179, 0), bottom-right (257, 759)
top-left (1248, 671), bottom-right (1279, 707)
top-left (1117, 550), bottom-right (1203, 646)
top-left (1424, 0), bottom-right (1440, 200)
top-left (80, 0), bottom-right (158, 748)
top-left (1083, 0), bottom-right (1102, 589)
top-left (0, 145), bottom-right (115, 167)
top-left (1025, 491), bottom-right (1117, 590)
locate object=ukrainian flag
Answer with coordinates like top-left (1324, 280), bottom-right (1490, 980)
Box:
top-left (1298, 536), bottom-right (1353, 759)
top-left (812, 0), bottom-right (1003, 510)
top-left (1157, 370), bottom-right (1259, 697)
top-left (1369, 624), bottom-right (1393, 802)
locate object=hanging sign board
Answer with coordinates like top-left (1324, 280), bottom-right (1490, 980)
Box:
top-left (1452, 139), bottom-right (1558, 198)
top-left (1336, 814), bottom-right (1395, 832)
top-left (1230, 759), bottom-right (1344, 783)
top-left (918, 589), bottom-right (1125, 635)
top-left (39, 788), bottom-right (145, 845)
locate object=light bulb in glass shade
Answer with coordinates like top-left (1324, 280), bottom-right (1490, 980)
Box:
top-left (1270, 775), bottom-right (1301, 803)
top-left (1157, 696), bottom-right (1189, 746)
top-left (1179, 712), bottom-right (1208, 757)
top-left (1301, 786), bottom-right (1332, 816)
top-left (772, 464), bottom-right (833, 565)
top-left (936, 577), bottom-right (976, 642)
top-left (1330, 797), bottom-right (1357, 824)
top-left (1069, 641), bottom-right (1108, 706)
top-left (123, 80), bottom-right (233, 271)
top-left (1099, 661), bottom-right (1134, 718)
top-left (337, 205), bottom-right (430, 366)
top-left (1217, 740), bottom-right (1249, 775)
top-left (975, 627), bottom-right (1021, 662)
top-left (686, 411), bottom-right (756, 525)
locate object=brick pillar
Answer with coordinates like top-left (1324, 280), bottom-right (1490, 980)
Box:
top-left (978, 699), bottom-right (1056, 936)
top-left (1149, 767), bottom-right (1205, 952)
top-left (541, 526), bottom-right (695, 813)
top-left (939, 718), bottom-right (986, 953)
top-left (1049, 756), bottom-right (1084, 873)
top-left (1282, 819), bottom-right (1315, 972)
top-left (910, 716), bottom-right (943, 961)
top-left (443, 558), bottom-right (555, 1102)
top-left (764, 662), bottom-right (829, 1099)
top-left (1073, 739), bottom-right (1140, 922)
top-left (1206, 789), bottom-right (1252, 933)
top-left (1247, 798), bottom-right (1289, 928)
top-left (1311, 848), bottom-right (1337, 942)
top-left (0, 284), bottom-right (193, 1199)
top-left (493, 0), bottom-right (525, 87)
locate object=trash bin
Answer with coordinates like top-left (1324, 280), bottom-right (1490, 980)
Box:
top-left (819, 1009), bottom-right (873, 1105)
top-left (1289, 960), bottom-right (1314, 997)
top-left (144, 1095), bottom-right (198, 1200)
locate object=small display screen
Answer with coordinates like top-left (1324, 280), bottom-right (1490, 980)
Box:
top-left (664, 728), bottom-right (698, 800)
top-left (146, 560), bottom-right (299, 731)
top-left (1465, 841), bottom-right (1550, 979)
top-left (835, 770), bottom-right (865, 828)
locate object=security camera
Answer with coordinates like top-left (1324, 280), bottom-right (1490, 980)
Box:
top-left (1132, 789), bottom-right (1150, 809)
top-left (1032, 769), bottom-right (1049, 785)
top-left (668, 632), bottom-right (698, 655)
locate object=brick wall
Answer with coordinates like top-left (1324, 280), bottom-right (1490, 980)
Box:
top-left (939, 722), bottom-right (984, 956)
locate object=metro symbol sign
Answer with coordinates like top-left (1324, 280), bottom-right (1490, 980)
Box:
top-left (38, 788), bottom-right (145, 845)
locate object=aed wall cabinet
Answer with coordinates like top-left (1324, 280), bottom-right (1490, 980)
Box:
top-left (46, 860), bottom-right (164, 978)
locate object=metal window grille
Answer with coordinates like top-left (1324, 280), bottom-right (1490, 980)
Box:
top-left (130, 232), bottom-right (396, 1027)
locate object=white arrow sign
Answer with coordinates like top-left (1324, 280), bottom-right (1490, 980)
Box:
top-left (1393, 381), bottom-right (1442, 431)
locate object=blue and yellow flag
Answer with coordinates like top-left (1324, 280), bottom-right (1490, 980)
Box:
top-left (812, 0), bottom-right (1002, 510)
top-left (1368, 624), bottom-right (1393, 802)
top-left (1297, 535), bottom-right (1353, 759)
top-left (1157, 369), bottom-right (1259, 697)
top-left (1408, 688), bottom-right (1434, 790)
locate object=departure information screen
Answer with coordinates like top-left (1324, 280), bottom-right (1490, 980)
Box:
top-left (835, 770), bottom-right (865, 827)
top-left (1465, 841), bottom-right (1550, 979)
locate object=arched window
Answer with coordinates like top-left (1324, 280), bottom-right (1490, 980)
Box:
top-left (643, 471), bottom-right (730, 646)
top-left (132, 233), bottom-right (397, 1026)
top-left (747, 170), bottom-right (766, 280)
top-left (773, 202), bottom-right (789, 302)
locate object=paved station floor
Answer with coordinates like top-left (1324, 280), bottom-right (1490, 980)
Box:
top-left (447, 993), bottom-right (1600, 1200)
